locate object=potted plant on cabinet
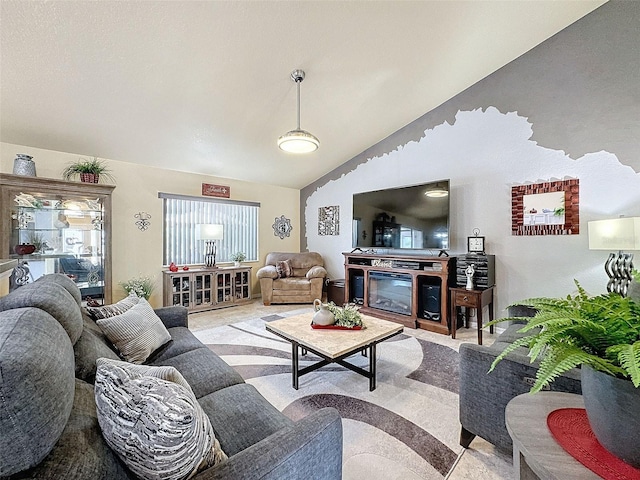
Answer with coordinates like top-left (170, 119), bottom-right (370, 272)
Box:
top-left (230, 252), bottom-right (246, 267)
top-left (62, 157), bottom-right (115, 184)
top-left (487, 280), bottom-right (640, 467)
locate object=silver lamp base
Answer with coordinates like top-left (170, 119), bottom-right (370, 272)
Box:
top-left (605, 251), bottom-right (634, 296)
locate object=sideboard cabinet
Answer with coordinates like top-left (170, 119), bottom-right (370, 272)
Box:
top-left (0, 173), bottom-right (115, 303)
top-left (163, 266), bottom-right (252, 312)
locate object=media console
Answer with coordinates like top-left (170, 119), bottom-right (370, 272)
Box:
top-left (343, 252), bottom-right (456, 334)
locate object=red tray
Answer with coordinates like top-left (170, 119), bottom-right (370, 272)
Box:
top-left (311, 323), bottom-right (363, 330)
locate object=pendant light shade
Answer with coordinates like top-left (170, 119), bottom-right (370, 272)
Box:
top-left (278, 69), bottom-right (319, 153)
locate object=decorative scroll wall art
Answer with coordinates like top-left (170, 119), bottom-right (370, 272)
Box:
top-left (272, 215), bottom-right (292, 239)
top-left (511, 178), bottom-right (579, 236)
top-left (134, 212), bottom-right (151, 231)
top-left (318, 206), bottom-right (340, 236)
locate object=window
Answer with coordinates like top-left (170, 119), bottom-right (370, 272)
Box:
top-left (159, 193), bottom-right (259, 266)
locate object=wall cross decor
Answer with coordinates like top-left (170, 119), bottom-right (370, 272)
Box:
top-left (318, 206), bottom-right (340, 236)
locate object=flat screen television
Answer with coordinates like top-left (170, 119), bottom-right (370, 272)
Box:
top-left (352, 180), bottom-right (450, 252)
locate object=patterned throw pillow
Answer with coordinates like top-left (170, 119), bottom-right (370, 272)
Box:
top-left (96, 298), bottom-right (171, 364)
top-left (94, 359), bottom-right (227, 480)
top-left (86, 292), bottom-right (140, 320)
top-left (276, 259), bottom-right (293, 278)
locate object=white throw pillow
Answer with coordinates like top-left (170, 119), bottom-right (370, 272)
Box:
top-left (94, 359), bottom-right (226, 480)
top-left (96, 298), bottom-right (171, 364)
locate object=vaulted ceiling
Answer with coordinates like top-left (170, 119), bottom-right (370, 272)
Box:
top-left (0, 1), bottom-right (605, 189)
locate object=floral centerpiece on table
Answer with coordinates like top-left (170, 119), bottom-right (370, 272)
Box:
top-left (120, 275), bottom-right (155, 300)
top-left (326, 302), bottom-right (364, 328)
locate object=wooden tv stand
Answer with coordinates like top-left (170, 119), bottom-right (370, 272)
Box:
top-left (343, 252), bottom-right (456, 334)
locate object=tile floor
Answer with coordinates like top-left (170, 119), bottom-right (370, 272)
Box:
top-left (188, 299), bottom-right (514, 479)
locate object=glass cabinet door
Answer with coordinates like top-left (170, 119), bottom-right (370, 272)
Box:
top-left (10, 197), bottom-right (106, 301)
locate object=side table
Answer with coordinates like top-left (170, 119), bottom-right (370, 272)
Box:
top-left (506, 392), bottom-right (601, 480)
top-left (449, 286), bottom-right (494, 344)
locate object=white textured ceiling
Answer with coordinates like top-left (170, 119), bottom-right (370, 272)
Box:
top-left (0, 1), bottom-right (605, 189)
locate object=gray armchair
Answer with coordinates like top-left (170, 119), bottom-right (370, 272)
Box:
top-left (458, 306), bottom-right (582, 451)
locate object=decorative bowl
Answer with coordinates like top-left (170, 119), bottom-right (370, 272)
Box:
top-left (14, 243), bottom-right (36, 255)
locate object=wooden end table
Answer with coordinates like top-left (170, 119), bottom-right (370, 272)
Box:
top-left (506, 392), bottom-right (601, 480)
top-left (266, 313), bottom-right (403, 391)
top-left (449, 286), bottom-right (495, 344)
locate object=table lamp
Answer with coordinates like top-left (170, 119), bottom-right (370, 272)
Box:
top-left (195, 224), bottom-right (224, 268)
top-left (588, 217), bottom-right (640, 296)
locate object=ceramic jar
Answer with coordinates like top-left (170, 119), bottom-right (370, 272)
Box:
top-left (13, 154), bottom-right (36, 176)
top-left (312, 299), bottom-right (336, 326)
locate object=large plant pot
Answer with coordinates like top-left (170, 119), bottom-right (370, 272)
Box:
top-left (581, 364), bottom-right (640, 468)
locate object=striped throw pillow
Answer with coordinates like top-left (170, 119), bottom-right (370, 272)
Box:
top-left (86, 292), bottom-right (140, 320)
top-left (95, 360), bottom-right (227, 480)
top-left (96, 299), bottom-right (171, 364)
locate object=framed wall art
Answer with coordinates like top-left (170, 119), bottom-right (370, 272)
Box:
top-left (318, 206), bottom-right (339, 236)
top-left (511, 178), bottom-right (579, 236)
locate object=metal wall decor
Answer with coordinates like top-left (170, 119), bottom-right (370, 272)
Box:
top-left (135, 212), bottom-right (152, 231)
top-left (273, 215), bottom-right (293, 239)
top-left (511, 178), bottom-right (579, 236)
top-left (318, 206), bottom-right (340, 236)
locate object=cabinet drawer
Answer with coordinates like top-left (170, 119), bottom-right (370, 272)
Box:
top-left (454, 291), bottom-right (479, 307)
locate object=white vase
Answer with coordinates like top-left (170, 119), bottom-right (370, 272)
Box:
top-left (234, 261), bottom-right (241, 268)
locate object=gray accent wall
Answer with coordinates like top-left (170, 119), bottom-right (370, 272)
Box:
top-left (301, 1), bottom-right (640, 312)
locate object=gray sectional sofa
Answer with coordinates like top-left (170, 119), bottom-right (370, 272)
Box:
top-left (0, 273), bottom-right (343, 479)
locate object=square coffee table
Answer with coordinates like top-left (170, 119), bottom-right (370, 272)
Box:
top-left (266, 313), bottom-right (403, 391)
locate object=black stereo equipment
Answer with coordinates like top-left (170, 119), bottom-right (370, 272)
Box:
top-left (351, 275), bottom-right (364, 304)
top-left (456, 254), bottom-right (495, 289)
top-left (419, 284), bottom-right (441, 321)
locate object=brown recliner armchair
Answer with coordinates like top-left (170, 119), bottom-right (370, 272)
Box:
top-left (257, 252), bottom-right (327, 305)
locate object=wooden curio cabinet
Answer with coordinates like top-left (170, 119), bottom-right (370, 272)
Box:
top-left (0, 173), bottom-right (115, 304)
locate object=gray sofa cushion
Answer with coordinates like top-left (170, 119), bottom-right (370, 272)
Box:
top-left (0, 308), bottom-right (76, 477)
top-left (74, 323), bottom-right (120, 382)
top-left (147, 326), bottom-right (207, 364)
top-left (0, 281), bottom-right (83, 344)
top-left (151, 347), bottom-right (245, 399)
top-left (18, 379), bottom-right (135, 480)
top-left (35, 273), bottom-right (83, 306)
top-left (198, 383), bottom-right (294, 457)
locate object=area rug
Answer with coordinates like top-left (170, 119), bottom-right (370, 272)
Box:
top-left (193, 310), bottom-right (464, 480)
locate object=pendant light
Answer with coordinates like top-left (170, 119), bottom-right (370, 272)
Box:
top-left (278, 69), bottom-right (319, 154)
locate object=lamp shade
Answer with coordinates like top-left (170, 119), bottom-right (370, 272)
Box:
top-left (277, 129), bottom-right (319, 154)
top-left (195, 224), bottom-right (224, 241)
top-left (588, 217), bottom-right (640, 251)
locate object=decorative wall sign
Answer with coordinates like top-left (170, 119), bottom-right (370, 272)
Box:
top-left (202, 183), bottom-right (230, 198)
top-left (318, 206), bottom-right (340, 236)
top-left (511, 178), bottom-right (579, 235)
top-left (134, 212), bottom-right (151, 231)
top-left (272, 215), bottom-right (292, 239)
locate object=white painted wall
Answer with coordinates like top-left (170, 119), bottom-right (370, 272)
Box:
top-left (305, 107), bottom-right (640, 314)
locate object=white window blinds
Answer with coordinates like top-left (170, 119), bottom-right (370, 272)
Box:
top-left (159, 193), bottom-right (259, 266)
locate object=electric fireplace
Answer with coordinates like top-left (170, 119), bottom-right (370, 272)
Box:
top-left (368, 271), bottom-right (412, 316)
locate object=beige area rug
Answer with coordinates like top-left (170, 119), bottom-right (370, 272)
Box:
top-left (192, 309), bottom-right (512, 480)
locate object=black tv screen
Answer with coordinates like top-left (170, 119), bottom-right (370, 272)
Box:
top-left (352, 180), bottom-right (450, 251)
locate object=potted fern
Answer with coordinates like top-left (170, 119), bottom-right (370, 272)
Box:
top-left (488, 280), bottom-right (640, 467)
top-left (62, 157), bottom-right (115, 184)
